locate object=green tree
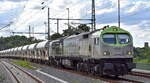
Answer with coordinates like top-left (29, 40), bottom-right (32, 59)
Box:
top-left (144, 47), bottom-right (150, 62)
top-left (134, 47), bottom-right (150, 63)
top-left (62, 28), bottom-right (77, 36)
top-left (0, 35), bottom-right (41, 50)
top-left (50, 33), bottom-right (63, 40)
top-left (62, 24), bottom-right (90, 36)
top-left (77, 24), bottom-right (90, 32)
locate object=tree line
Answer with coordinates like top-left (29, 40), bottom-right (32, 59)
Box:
top-left (0, 24), bottom-right (90, 50)
top-left (50, 24), bottom-right (90, 40)
top-left (134, 47), bottom-right (150, 63)
top-left (0, 36), bottom-right (41, 50)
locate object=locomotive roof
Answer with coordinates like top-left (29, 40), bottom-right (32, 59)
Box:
top-left (65, 29), bottom-right (103, 39)
top-left (101, 26), bottom-right (130, 34)
top-left (64, 26), bottom-right (131, 40)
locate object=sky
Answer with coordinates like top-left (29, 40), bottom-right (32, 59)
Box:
top-left (0, 0), bottom-right (150, 47)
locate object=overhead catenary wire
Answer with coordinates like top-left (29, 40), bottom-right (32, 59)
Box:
top-left (0, 0), bottom-right (48, 36)
top-left (0, 0), bottom-right (29, 31)
top-left (10, 0), bottom-right (30, 29)
top-left (12, 0), bottom-right (49, 30)
top-left (2, 0), bottom-right (149, 37)
top-left (9, 0), bottom-right (93, 36)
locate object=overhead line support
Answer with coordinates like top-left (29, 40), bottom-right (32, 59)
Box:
top-left (49, 18), bottom-right (91, 21)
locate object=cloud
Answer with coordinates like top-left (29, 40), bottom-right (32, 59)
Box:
top-left (0, 1), bottom-right (26, 31)
top-left (2, 0), bottom-right (27, 2)
top-left (0, 1), bottom-right (25, 12)
top-left (11, 0), bottom-right (88, 34)
top-left (92, 0), bottom-right (150, 25)
top-left (123, 23), bottom-right (150, 47)
top-left (0, 0), bottom-right (150, 47)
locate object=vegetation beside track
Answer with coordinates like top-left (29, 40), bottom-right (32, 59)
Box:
top-left (134, 47), bottom-right (150, 64)
top-left (0, 74), bottom-right (4, 82)
top-left (0, 35), bottom-right (42, 51)
top-left (135, 63), bottom-right (150, 70)
top-left (12, 60), bottom-right (36, 69)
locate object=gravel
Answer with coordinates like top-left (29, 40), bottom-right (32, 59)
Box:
top-left (0, 61), bottom-right (15, 83)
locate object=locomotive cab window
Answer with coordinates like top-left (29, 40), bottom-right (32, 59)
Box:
top-left (118, 34), bottom-right (130, 44)
top-left (94, 38), bottom-right (100, 45)
top-left (103, 34), bottom-right (116, 44)
top-left (83, 34), bottom-right (89, 39)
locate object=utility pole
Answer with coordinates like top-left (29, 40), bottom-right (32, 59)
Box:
top-left (50, 18), bottom-right (91, 33)
top-left (118, 0), bottom-right (120, 28)
top-left (29, 25), bottom-right (31, 38)
top-left (92, 0), bottom-right (96, 31)
top-left (47, 7), bottom-right (50, 62)
top-left (57, 19), bottom-right (59, 33)
top-left (48, 7), bottom-right (50, 40)
top-left (32, 26), bottom-right (34, 38)
top-left (44, 22), bottom-right (47, 39)
top-left (66, 8), bottom-right (70, 30)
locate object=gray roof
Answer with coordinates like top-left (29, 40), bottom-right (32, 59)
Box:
top-left (14, 47), bottom-right (18, 51)
top-left (22, 45), bottom-right (29, 50)
top-left (36, 40), bottom-right (49, 49)
top-left (10, 48), bottom-right (14, 52)
top-left (28, 43), bottom-right (37, 50)
top-left (17, 47), bottom-right (23, 51)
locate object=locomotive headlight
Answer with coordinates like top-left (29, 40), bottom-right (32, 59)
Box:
top-left (103, 51), bottom-right (110, 56)
top-left (127, 51), bottom-right (132, 55)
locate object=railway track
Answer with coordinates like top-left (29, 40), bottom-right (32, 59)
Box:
top-left (60, 68), bottom-right (144, 83)
top-left (130, 71), bottom-right (150, 79)
top-left (1, 61), bottom-right (44, 83)
top-left (31, 62), bottom-right (144, 83)
top-left (2, 59), bottom-right (147, 83)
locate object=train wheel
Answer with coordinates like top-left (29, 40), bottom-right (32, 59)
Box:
top-left (115, 75), bottom-right (119, 78)
top-left (77, 63), bottom-right (84, 72)
top-left (94, 65), bottom-right (103, 76)
top-left (77, 63), bottom-right (81, 71)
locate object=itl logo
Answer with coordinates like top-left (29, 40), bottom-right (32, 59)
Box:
top-left (113, 47), bottom-right (121, 50)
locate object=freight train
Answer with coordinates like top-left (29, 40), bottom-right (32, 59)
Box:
top-left (0, 26), bottom-right (136, 76)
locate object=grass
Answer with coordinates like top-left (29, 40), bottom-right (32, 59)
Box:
top-left (12, 60), bottom-right (36, 69)
top-left (133, 58), bottom-right (150, 64)
top-left (137, 59), bottom-right (149, 63)
top-left (133, 58), bottom-right (150, 70)
top-left (0, 75), bottom-right (4, 81)
top-left (136, 63), bottom-right (150, 70)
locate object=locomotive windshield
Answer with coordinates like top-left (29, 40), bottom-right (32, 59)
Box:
top-left (102, 33), bottom-right (130, 44)
top-left (103, 34), bottom-right (116, 44)
top-left (118, 34), bottom-right (130, 44)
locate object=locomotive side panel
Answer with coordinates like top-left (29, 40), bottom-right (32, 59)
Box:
top-left (79, 38), bottom-right (90, 56)
top-left (90, 31), bottom-right (103, 58)
top-left (63, 36), bottom-right (80, 56)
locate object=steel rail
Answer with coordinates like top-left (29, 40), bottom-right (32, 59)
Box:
top-left (31, 62), bottom-right (144, 83)
top-left (1, 62), bottom-right (20, 83)
top-left (11, 63), bottom-right (44, 83)
top-left (2, 61), bottom-right (44, 83)
top-left (130, 71), bottom-right (150, 79)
